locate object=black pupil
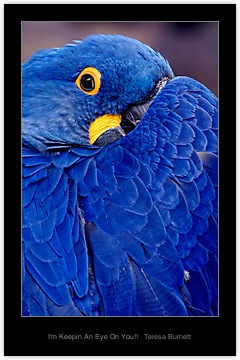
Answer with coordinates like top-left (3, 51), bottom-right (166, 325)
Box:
top-left (80, 74), bottom-right (95, 91)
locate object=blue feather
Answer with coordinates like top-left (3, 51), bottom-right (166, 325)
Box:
top-left (192, 214), bottom-right (209, 235)
top-left (23, 163), bottom-right (49, 177)
top-left (168, 111), bottom-right (184, 126)
top-left (205, 130), bottom-right (218, 152)
top-left (73, 274), bottom-right (102, 316)
top-left (160, 93), bottom-right (179, 110)
top-left (193, 200), bottom-right (213, 220)
top-left (205, 253), bottom-right (218, 314)
top-left (169, 189), bottom-right (192, 233)
top-left (176, 231), bottom-right (197, 258)
top-left (183, 242), bottom-right (209, 270)
top-left (26, 204), bottom-right (56, 243)
top-left (28, 301), bottom-right (46, 316)
top-left (35, 166), bottom-right (63, 201)
top-left (77, 180), bottom-right (91, 197)
top-left (129, 176), bottom-right (153, 215)
top-left (26, 242), bottom-right (58, 262)
top-left (163, 142), bottom-right (177, 159)
top-left (84, 158), bottom-right (98, 190)
top-left (49, 229), bottom-right (66, 257)
top-left (199, 86), bottom-right (217, 106)
top-left (51, 179), bottom-right (69, 226)
top-left (74, 237), bottom-right (88, 297)
top-left (183, 93), bottom-right (198, 108)
top-left (195, 106), bottom-right (212, 130)
top-left (199, 171), bottom-right (215, 203)
top-left (56, 214), bottom-right (73, 254)
top-left (22, 183), bottom-right (36, 207)
top-left (173, 158), bottom-right (191, 177)
top-left (110, 177), bottom-right (139, 208)
top-left (158, 207), bottom-right (170, 226)
top-left (82, 196), bottom-right (105, 222)
top-left (184, 268), bottom-right (212, 315)
top-left (119, 232), bottom-right (155, 265)
top-left (194, 169), bottom-right (207, 191)
top-left (157, 236), bottom-right (180, 262)
top-left (130, 262), bottom-right (164, 315)
top-left (25, 250), bottom-right (66, 286)
top-left (175, 99), bottom-right (196, 119)
top-left (134, 205), bottom-right (166, 247)
top-left (179, 154), bottom-right (202, 182)
top-left (197, 95), bottom-right (215, 116)
top-left (70, 147), bottom-right (101, 158)
top-left (115, 149), bottom-right (140, 178)
top-left (138, 164), bottom-right (152, 187)
top-left (96, 258), bottom-right (133, 316)
top-left (87, 224), bottom-right (123, 268)
top-left (67, 181), bottom-right (78, 216)
top-left (191, 124), bottom-right (208, 151)
top-left (177, 143), bottom-right (193, 159)
top-left (211, 106), bottom-right (218, 129)
top-left (180, 180), bottom-right (200, 211)
top-left (199, 152), bottom-right (218, 183)
top-left (143, 255), bottom-right (183, 288)
top-left (52, 151), bottom-right (79, 168)
top-left (177, 122), bottom-right (195, 145)
top-left (105, 201), bottom-right (147, 234)
top-left (22, 167), bottom-right (48, 188)
top-left (72, 209), bottom-right (82, 243)
top-left (63, 250), bottom-right (78, 281)
top-left (166, 227), bottom-right (179, 246)
top-left (130, 261), bottom-right (188, 316)
top-left (25, 259), bottom-right (71, 305)
top-left (97, 164), bottom-right (118, 196)
top-left (197, 215), bottom-right (218, 252)
top-left (46, 297), bottom-right (82, 316)
top-left (22, 152), bottom-right (50, 167)
top-left (159, 178), bottom-right (179, 208)
top-left (164, 119), bottom-right (182, 141)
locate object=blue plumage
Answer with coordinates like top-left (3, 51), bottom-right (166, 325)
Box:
top-left (22, 34), bottom-right (218, 316)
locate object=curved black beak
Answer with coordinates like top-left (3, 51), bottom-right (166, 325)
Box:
top-left (93, 76), bottom-right (170, 146)
top-left (121, 76), bottom-right (170, 135)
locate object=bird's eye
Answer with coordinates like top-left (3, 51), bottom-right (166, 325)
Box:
top-left (80, 74), bottom-right (95, 91)
top-left (75, 67), bottom-right (101, 95)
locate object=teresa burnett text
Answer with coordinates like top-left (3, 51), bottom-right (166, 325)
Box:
top-left (145, 333), bottom-right (192, 340)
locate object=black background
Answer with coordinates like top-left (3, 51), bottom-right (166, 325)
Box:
top-left (4, 3), bottom-right (236, 356)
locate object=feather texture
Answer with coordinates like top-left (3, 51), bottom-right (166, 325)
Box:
top-left (22, 34), bottom-right (218, 316)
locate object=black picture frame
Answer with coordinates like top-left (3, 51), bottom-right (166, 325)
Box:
top-left (4, 3), bottom-right (236, 356)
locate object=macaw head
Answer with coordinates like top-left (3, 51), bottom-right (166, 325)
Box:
top-left (22, 34), bottom-right (174, 152)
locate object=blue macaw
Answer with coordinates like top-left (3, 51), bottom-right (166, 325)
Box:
top-left (22, 34), bottom-right (218, 316)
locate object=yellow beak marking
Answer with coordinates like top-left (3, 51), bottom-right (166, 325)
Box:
top-left (89, 114), bottom-right (122, 145)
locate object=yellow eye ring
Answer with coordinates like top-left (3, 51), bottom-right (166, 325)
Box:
top-left (75, 67), bottom-right (101, 95)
